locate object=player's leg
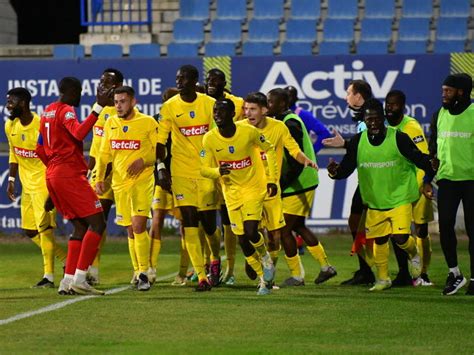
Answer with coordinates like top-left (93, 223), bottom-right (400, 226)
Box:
top-left (366, 209), bottom-right (391, 291)
top-left (281, 213), bottom-right (305, 285)
top-left (390, 239), bottom-right (411, 286)
top-left (413, 193), bottom-right (434, 286)
top-left (221, 204), bottom-right (237, 284)
top-left (149, 208), bottom-right (166, 284)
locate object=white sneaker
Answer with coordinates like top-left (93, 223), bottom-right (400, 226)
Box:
top-left (369, 279), bottom-right (392, 292)
top-left (261, 253), bottom-right (275, 283)
top-left (410, 255), bottom-right (422, 279)
top-left (130, 273), bottom-right (138, 285)
top-left (70, 280), bottom-right (105, 295)
top-left (148, 267), bottom-right (157, 285)
top-left (137, 273), bottom-right (151, 291)
top-left (86, 269), bottom-right (100, 286)
top-left (171, 275), bottom-right (187, 286)
top-left (58, 278), bottom-right (73, 295)
top-left (257, 278), bottom-right (271, 296)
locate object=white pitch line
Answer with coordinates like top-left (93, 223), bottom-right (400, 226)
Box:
top-left (0, 271), bottom-right (176, 326)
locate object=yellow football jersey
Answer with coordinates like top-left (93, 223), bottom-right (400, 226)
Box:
top-left (89, 105), bottom-right (117, 158)
top-left (201, 124), bottom-right (278, 210)
top-left (158, 92), bottom-right (216, 179)
top-left (224, 92), bottom-right (245, 122)
top-left (5, 113), bottom-right (47, 193)
top-left (97, 110), bottom-right (158, 191)
top-left (241, 117), bottom-right (301, 180)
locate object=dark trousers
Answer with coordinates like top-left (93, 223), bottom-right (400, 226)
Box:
top-left (437, 179), bottom-right (474, 277)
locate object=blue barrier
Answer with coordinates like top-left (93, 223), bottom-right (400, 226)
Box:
top-left (80, 0), bottom-right (152, 27)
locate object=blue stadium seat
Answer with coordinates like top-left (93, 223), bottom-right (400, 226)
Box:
top-left (242, 41), bottom-right (274, 56)
top-left (167, 42), bottom-right (200, 57)
top-left (53, 44), bottom-right (85, 59)
top-left (394, 40), bottom-right (427, 54)
top-left (179, 0), bottom-right (209, 20)
top-left (205, 42), bottom-right (236, 56)
top-left (401, 0), bottom-right (433, 18)
top-left (286, 19), bottom-right (317, 42)
top-left (364, 0), bottom-right (395, 19)
top-left (360, 19), bottom-right (392, 41)
top-left (357, 40), bottom-right (389, 54)
top-left (247, 19), bottom-right (280, 42)
top-left (129, 44), bottom-right (161, 58)
top-left (290, 0), bottom-right (321, 20)
top-left (216, 0), bottom-right (246, 21)
top-left (253, 0), bottom-right (284, 20)
top-left (211, 19), bottom-right (242, 42)
top-left (433, 39), bottom-right (466, 53)
top-left (173, 19), bottom-right (205, 43)
top-left (318, 41), bottom-right (352, 55)
top-left (280, 41), bottom-right (313, 56)
top-left (91, 44), bottom-right (122, 58)
top-left (439, 0), bottom-right (471, 18)
top-left (323, 19), bottom-right (355, 42)
top-left (327, 0), bottom-right (358, 19)
top-left (398, 18), bottom-right (430, 41)
top-left (436, 18), bottom-right (468, 40)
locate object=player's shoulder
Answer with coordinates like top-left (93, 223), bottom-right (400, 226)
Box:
top-left (203, 127), bottom-right (218, 143)
top-left (199, 92), bottom-right (216, 105)
top-left (403, 116), bottom-right (423, 133)
top-left (224, 92), bottom-right (243, 103)
top-left (4, 117), bottom-right (15, 132)
top-left (99, 106), bottom-right (117, 120)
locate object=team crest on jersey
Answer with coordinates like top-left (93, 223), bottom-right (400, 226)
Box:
top-left (176, 193), bottom-right (184, 200)
top-left (200, 149), bottom-right (206, 157)
top-left (413, 135), bottom-right (424, 143)
top-left (190, 111), bottom-right (195, 118)
top-left (21, 134), bottom-right (25, 141)
top-left (259, 134), bottom-right (266, 143)
top-left (123, 126), bottom-right (128, 132)
top-left (104, 114), bottom-right (110, 119)
top-left (65, 112), bottom-right (75, 120)
top-left (229, 146), bottom-right (235, 153)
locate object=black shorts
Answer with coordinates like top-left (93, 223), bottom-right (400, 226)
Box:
top-left (350, 185), bottom-right (366, 215)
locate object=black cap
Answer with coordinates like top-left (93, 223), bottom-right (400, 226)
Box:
top-left (443, 73), bottom-right (472, 95)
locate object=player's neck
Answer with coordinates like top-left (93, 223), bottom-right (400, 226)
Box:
top-left (19, 111), bottom-right (34, 126)
top-left (180, 91), bottom-right (197, 103)
top-left (219, 123), bottom-right (236, 138)
top-left (256, 117), bottom-right (267, 129)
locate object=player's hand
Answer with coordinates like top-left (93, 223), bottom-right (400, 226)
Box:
top-left (219, 163), bottom-right (231, 176)
top-left (44, 196), bottom-right (54, 212)
top-left (7, 181), bottom-right (15, 202)
top-left (422, 182), bottom-right (434, 200)
top-left (304, 158), bottom-right (318, 170)
top-left (157, 168), bottom-right (172, 192)
top-left (95, 181), bottom-right (105, 196)
top-left (267, 183), bottom-right (278, 197)
top-left (96, 86), bottom-right (114, 107)
top-left (327, 158), bottom-right (339, 176)
top-left (127, 158), bottom-right (145, 177)
top-left (322, 129), bottom-right (344, 148)
top-left (430, 157), bottom-right (440, 171)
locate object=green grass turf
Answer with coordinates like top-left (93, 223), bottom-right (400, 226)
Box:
top-left (0, 234), bottom-right (473, 354)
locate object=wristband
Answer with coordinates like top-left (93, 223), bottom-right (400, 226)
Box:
top-left (157, 162), bottom-right (166, 171)
top-left (8, 176), bottom-right (15, 182)
top-left (92, 103), bottom-right (103, 115)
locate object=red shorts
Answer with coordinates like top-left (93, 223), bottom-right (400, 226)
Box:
top-left (46, 174), bottom-right (103, 220)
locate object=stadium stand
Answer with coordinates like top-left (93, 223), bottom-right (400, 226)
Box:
top-left (205, 42), bottom-right (236, 56)
top-left (289, 0), bottom-right (321, 20)
top-left (439, 0), bottom-right (471, 18)
top-left (179, 0), bottom-right (209, 21)
top-left (171, 19), bottom-right (204, 43)
top-left (246, 19), bottom-right (280, 43)
top-left (357, 40), bottom-right (389, 55)
top-left (364, 0), bottom-right (395, 19)
top-left (91, 43), bottom-right (123, 58)
top-left (253, 0), bottom-right (284, 20)
top-left (215, 0), bottom-right (247, 21)
top-left (322, 19), bottom-right (355, 42)
top-left (280, 41), bottom-right (314, 56)
top-left (286, 19), bottom-right (317, 43)
top-left (129, 43), bottom-right (161, 58)
top-left (398, 18), bottom-right (431, 41)
top-left (327, 0), bottom-right (359, 20)
top-left (360, 18), bottom-right (393, 41)
top-left (210, 19), bottom-right (242, 43)
top-left (242, 41), bottom-right (274, 56)
top-left (318, 41), bottom-right (352, 55)
top-left (436, 18), bottom-right (469, 41)
top-left (167, 42), bottom-right (199, 57)
top-left (432, 39), bottom-right (467, 53)
top-left (401, 0), bottom-right (433, 18)
top-left (394, 40), bottom-right (427, 54)
top-left (53, 44), bottom-right (85, 59)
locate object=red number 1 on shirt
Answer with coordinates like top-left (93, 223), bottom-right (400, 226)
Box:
top-left (45, 122), bottom-right (50, 147)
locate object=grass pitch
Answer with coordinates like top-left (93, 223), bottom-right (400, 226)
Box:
top-left (0, 233), bottom-right (473, 354)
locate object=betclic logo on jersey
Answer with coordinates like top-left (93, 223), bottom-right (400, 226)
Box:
top-left (94, 126), bottom-right (104, 137)
top-left (110, 139), bottom-right (141, 150)
top-left (179, 124), bottom-right (209, 137)
top-left (220, 157), bottom-right (252, 170)
top-left (14, 146), bottom-right (38, 158)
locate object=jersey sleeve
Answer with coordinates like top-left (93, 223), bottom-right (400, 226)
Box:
top-left (404, 121), bottom-right (428, 154)
top-left (5, 121), bottom-right (18, 164)
top-left (144, 119), bottom-right (159, 166)
top-left (60, 106), bottom-right (98, 141)
top-left (96, 119), bottom-right (112, 182)
top-left (200, 135), bottom-right (220, 179)
top-left (281, 123), bottom-right (302, 160)
top-left (254, 129), bottom-right (277, 184)
top-left (157, 103), bottom-right (172, 145)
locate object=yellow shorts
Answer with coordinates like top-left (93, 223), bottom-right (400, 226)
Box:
top-left (365, 203), bottom-right (412, 239)
top-left (152, 185), bottom-right (174, 211)
top-left (412, 194), bottom-right (434, 224)
top-left (262, 196), bottom-right (286, 231)
top-left (21, 190), bottom-right (56, 232)
top-left (282, 190), bottom-right (315, 217)
top-left (228, 198), bottom-right (264, 235)
top-left (89, 168), bottom-right (114, 201)
top-left (172, 176), bottom-right (217, 211)
top-left (114, 178), bottom-right (154, 226)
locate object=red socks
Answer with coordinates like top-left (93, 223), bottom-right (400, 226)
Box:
top-left (65, 239), bottom-right (82, 275)
top-left (76, 230), bottom-right (102, 271)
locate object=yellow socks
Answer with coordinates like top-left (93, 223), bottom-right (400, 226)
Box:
top-left (250, 232), bottom-right (267, 257)
top-left (198, 226), bottom-right (211, 267)
top-left (150, 238), bottom-right (162, 269)
top-left (206, 228), bottom-right (221, 262)
top-left (307, 243), bottom-right (329, 268)
top-left (398, 236), bottom-right (418, 260)
top-left (40, 229), bottom-right (55, 277)
top-left (128, 237), bottom-right (139, 273)
top-left (223, 224), bottom-right (236, 276)
top-left (31, 234), bottom-right (41, 248)
top-left (269, 250), bottom-right (280, 267)
top-left (245, 252), bottom-right (263, 278)
top-left (374, 241), bottom-right (390, 281)
top-left (417, 235), bottom-right (432, 273)
top-left (134, 231), bottom-right (151, 273)
top-left (285, 254), bottom-right (303, 279)
top-left (184, 227), bottom-right (207, 282)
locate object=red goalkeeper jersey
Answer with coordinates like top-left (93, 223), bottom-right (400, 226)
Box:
top-left (37, 101), bottom-right (98, 177)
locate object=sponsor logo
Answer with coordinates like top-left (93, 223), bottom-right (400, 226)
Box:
top-left (43, 110), bottom-right (56, 118)
top-left (179, 124), bottom-right (209, 137)
top-left (95, 200), bottom-right (102, 209)
top-left (359, 160), bottom-right (397, 169)
top-left (13, 146), bottom-right (38, 158)
top-left (216, 148), bottom-right (223, 152)
top-left (439, 131), bottom-right (472, 139)
top-left (260, 151), bottom-right (267, 160)
top-left (110, 139), bottom-right (141, 150)
top-left (229, 146), bottom-right (235, 153)
top-left (176, 193), bottom-right (184, 200)
top-left (111, 126), bottom-right (118, 130)
top-left (94, 125), bottom-right (104, 137)
top-left (412, 135), bottom-right (424, 143)
top-left (153, 198), bottom-right (161, 204)
top-left (219, 157), bottom-right (252, 170)
top-left (65, 112), bottom-right (76, 120)
top-left (176, 113), bottom-right (184, 118)
top-left (116, 214), bottom-right (123, 221)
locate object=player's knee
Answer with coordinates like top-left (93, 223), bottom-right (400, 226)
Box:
top-left (90, 220), bottom-right (106, 235)
top-left (416, 224), bottom-right (428, 238)
top-left (24, 229), bottom-right (38, 239)
top-left (392, 234), bottom-right (409, 245)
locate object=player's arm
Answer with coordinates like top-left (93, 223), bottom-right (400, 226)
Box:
top-left (310, 117), bottom-right (331, 153)
top-left (155, 106), bottom-right (173, 191)
top-left (327, 133), bottom-right (360, 179)
top-left (396, 130), bottom-right (436, 181)
top-left (282, 125), bottom-right (318, 169)
top-left (428, 109), bottom-right (440, 171)
top-left (200, 136), bottom-right (221, 179)
top-left (254, 130), bottom-right (278, 197)
top-left (280, 118), bottom-right (305, 190)
top-left (95, 120), bottom-right (112, 194)
top-left (35, 132), bottom-right (49, 166)
top-left (5, 123), bottom-right (18, 201)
